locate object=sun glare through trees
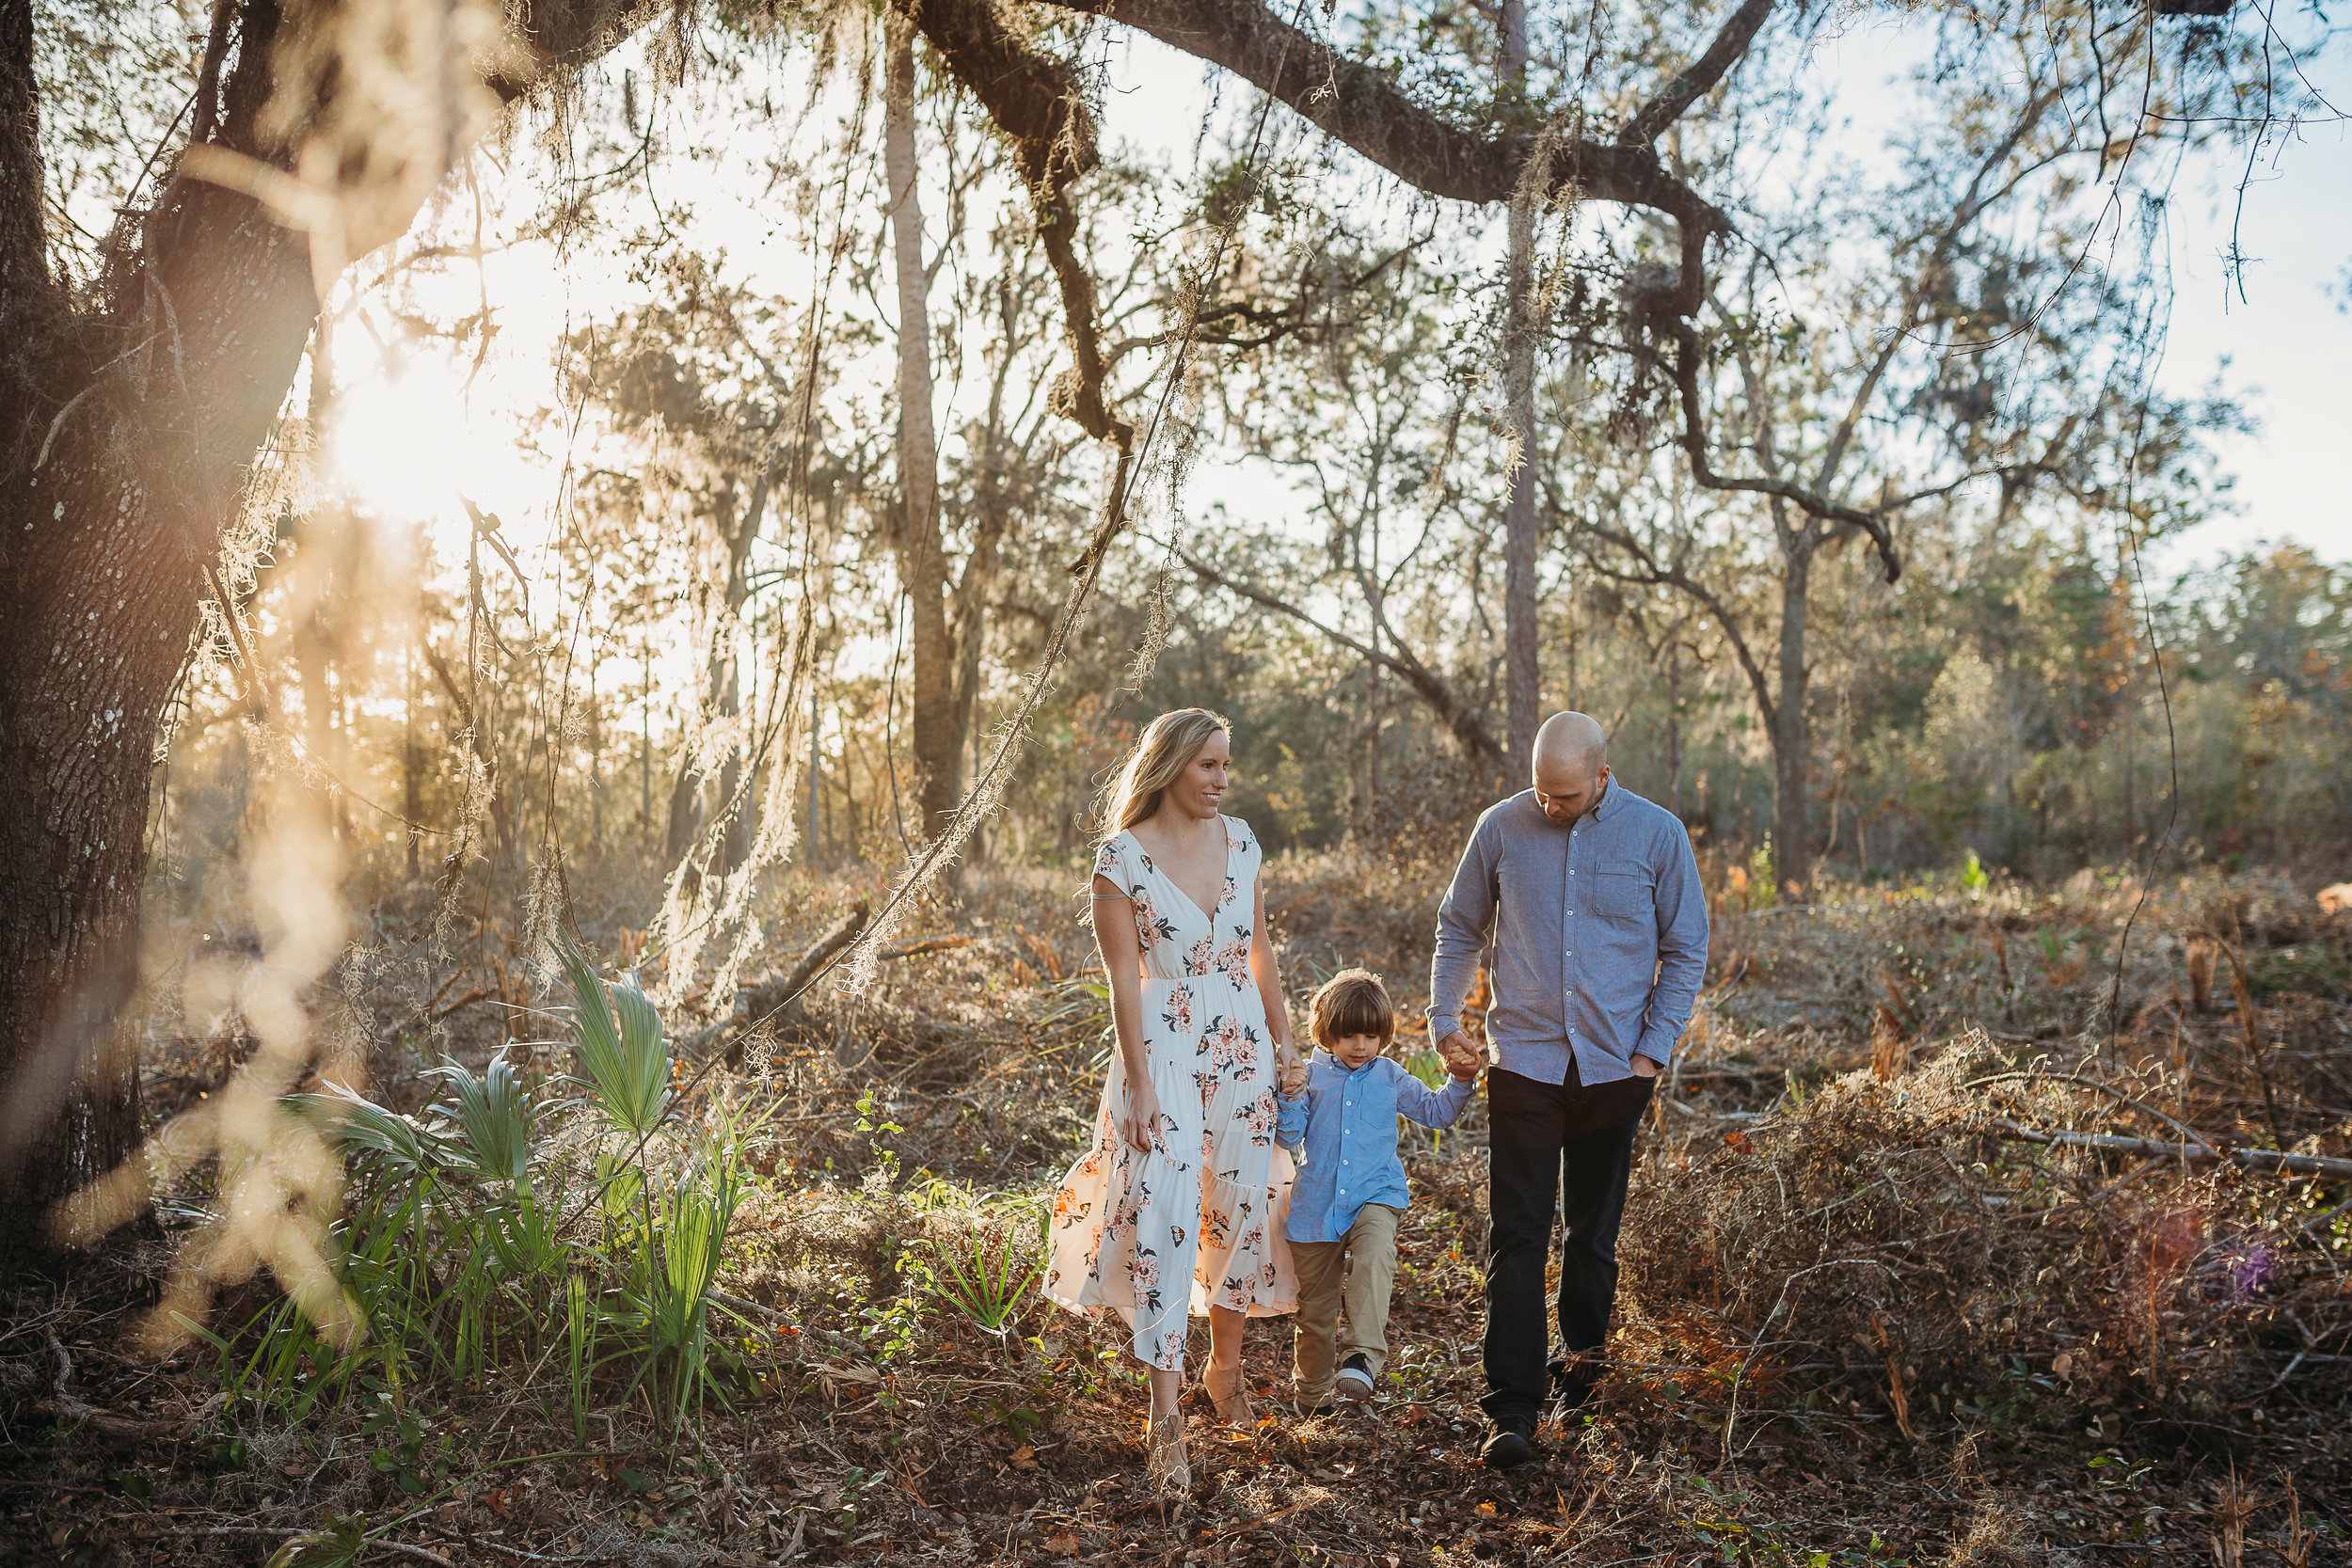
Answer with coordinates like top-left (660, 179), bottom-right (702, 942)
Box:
top-left (2, 0), bottom-right (2348, 1564)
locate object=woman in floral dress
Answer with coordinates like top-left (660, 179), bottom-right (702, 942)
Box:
top-left (1044, 708), bottom-right (1302, 1492)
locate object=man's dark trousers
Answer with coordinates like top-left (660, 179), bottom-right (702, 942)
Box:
top-left (1480, 1060), bottom-right (1653, 1427)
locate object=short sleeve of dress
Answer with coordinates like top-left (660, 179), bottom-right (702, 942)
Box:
top-left (1227, 817), bottom-right (1261, 888)
top-left (1089, 835), bottom-right (1125, 890)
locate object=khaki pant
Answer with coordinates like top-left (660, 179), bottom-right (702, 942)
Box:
top-left (1289, 1202), bottom-right (1402, 1403)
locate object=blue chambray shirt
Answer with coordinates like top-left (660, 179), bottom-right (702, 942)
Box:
top-left (1275, 1051), bottom-right (1473, 1244)
top-left (1428, 782), bottom-right (1708, 1086)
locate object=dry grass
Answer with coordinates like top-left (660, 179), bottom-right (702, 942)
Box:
top-left (2, 854), bottom-right (2345, 1566)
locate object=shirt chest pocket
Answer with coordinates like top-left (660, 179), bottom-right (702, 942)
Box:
top-left (1590, 868), bottom-right (1652, 923)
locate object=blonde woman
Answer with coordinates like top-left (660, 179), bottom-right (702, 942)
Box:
top-left (1044, 708), bottom-right (1303, 1492)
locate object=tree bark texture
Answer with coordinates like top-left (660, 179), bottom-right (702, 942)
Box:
top-left (883, 18), bottom-right (961, 839)
top-left (1772, 544), bottom-right (1814, 899)
top-left (0, 0), bottom-right (650, 1264)
top-left (1498, 0), bottom-right (1539, 768)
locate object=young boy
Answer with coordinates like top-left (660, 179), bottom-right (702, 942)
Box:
top-left (1277, 968), bottom-right (1481, 1413)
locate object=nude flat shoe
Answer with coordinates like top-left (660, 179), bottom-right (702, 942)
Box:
top-left (1200, 1363), bottom-right (1255, 1427)
top-left (1146, 1409), bottom-right (1191, 1495)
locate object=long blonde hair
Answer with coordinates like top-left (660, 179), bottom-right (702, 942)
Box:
top-left (1100, 708), bottom-right (1231, 839)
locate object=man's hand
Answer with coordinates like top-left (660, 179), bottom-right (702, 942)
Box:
top-left (1437, 1030), bottom-right (1483, 1079)
top-left (1629, 1053), bottom-right (1664, 1079)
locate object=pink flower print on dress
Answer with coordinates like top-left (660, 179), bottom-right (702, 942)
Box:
top-left (1242, 1092), bottom-right (1276, 1147)
top-left (1132, 1244), bottom-right (1166, 1319)
top-left (1159, 983), bottom-right (1194, 1035)
top-left (1092, 840), bottom-right (1120, 879)
top-left (1183, 933), bottom-right (1215, 975)
top-left (1215, 938), bottom-right (1251, 989)
top-left (1130, 887), bottom-right (1175, 945)
top-left (1205, 1016), bottom-right (1248, 1077)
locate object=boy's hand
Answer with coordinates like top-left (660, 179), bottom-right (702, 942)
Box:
top-left (1436, 1030), bottom-right (1483, 1079)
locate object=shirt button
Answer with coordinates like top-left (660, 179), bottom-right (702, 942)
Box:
top-left (1568, 869), bottom-right (1577, 877)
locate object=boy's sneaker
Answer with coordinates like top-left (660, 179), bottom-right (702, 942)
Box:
top-left (1480, 1417), bottom-right (1540, 1470)
top-left (1334, 1354), bottom-right (1375, 1402)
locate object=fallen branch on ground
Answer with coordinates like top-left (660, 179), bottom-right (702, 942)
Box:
top-left (683, 901), bottom-right (872, 1061)
top-left (1991, 1118), bottom-right (2352, 1180)
top-left (36, 1329), bottom-right (221, 1442)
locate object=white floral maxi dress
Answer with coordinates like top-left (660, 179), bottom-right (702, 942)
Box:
top-left (1044, 817), bottom-right (1298, 1370)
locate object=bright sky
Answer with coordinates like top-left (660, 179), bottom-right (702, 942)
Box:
top-left (1090, 20), bottom-right (2352, 573)
top-left (319, 9), bottom-right (2351, 607)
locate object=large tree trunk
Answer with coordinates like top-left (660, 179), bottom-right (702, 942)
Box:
top-left (884, 17), bottom-right (961, 839)
top-left (1498, 0), bottom-right (1541, 770)
top-left (1772, 546), bottom-right (1814, 899)
top-left (0, 0), bottom-right (646, 1267)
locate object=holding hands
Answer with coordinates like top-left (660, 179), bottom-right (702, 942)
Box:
top-left (1435, 1029), bottom-right (1486, 1082)
top-left (1277, 1037), bottom-right (1309, 1098)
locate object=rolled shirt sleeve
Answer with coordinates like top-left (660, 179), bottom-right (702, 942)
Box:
top-left (1275, 1085), bottom-right (1308, 1151)
top-left (1636, 822), bottom-right (1709, 1066)
top-left (1428, 812), bottom-right (1501, 1045)
top-left (1392, 1065), bottom-right (1475, 1130)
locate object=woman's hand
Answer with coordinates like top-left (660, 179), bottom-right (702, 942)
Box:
top-left (1122, 1075), bottom-right (1165, 1154)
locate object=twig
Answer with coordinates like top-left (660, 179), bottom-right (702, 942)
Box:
top-left (36, 1330), bottom-right (202, 1442)
top-left (147, 1525), bottom-right (455, 1566)
top-left (1990, 1119), bottom-right (2352, 1179)
top-left (1964, 1070), bottom-right (2216, 1150)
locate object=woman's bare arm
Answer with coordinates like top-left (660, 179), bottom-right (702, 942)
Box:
top-left (1093, 873), bottom-right (1162, 1151)
top-left (1248, 874), bottom-right (1295, 1063)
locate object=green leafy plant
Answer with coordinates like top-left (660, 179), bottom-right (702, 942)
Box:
top-left (915, 1212), bottom-right (1045, 1338)
top-left (557, 936), bottom-right (672, 1137)
top-left (232, 938), bottom-right (753, 1438)
top-left (1959, 848), bottom-right (1989, 897)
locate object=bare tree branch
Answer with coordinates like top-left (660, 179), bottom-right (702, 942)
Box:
top-left (1617, 0), bottom-right (1779, 148)
top-left (891, 0), bottom-right (1133, 451)
top-left (1172, 543), bottom-right (1507, 770)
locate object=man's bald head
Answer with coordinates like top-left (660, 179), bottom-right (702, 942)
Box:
top-left (1531, 712), bottom-right (1611, 824)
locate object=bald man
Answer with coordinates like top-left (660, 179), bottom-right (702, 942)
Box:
top-left (1430, 712), bottom-right (1708, 1468)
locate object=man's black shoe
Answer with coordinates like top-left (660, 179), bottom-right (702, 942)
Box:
top-left (1480, 1421), bottom-right (1540, 1470)
top-left (1546, 1357), bottom-right (1597, 1423)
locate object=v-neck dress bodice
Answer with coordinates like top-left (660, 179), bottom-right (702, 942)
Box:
top-left (1044, 816), bottom-right (1297, 1368)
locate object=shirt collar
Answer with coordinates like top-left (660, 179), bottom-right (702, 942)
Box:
top-left (1585, 779), bottom-right (1615, 822)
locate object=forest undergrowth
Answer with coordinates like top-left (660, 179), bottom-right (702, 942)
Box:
top-left (3, 854), bottom-right (2347, 1568)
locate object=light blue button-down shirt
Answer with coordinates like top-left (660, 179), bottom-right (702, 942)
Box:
top-left (1428, 782), bottom-right (1708, 1086)
top-left (1275, 1051), bottom-right (1473, 1244)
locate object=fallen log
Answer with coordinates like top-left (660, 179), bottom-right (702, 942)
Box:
top-left (680, 901), bottom-right (872, 1064)
top-left (1991, 1117), bottom-right (2352, 1180)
